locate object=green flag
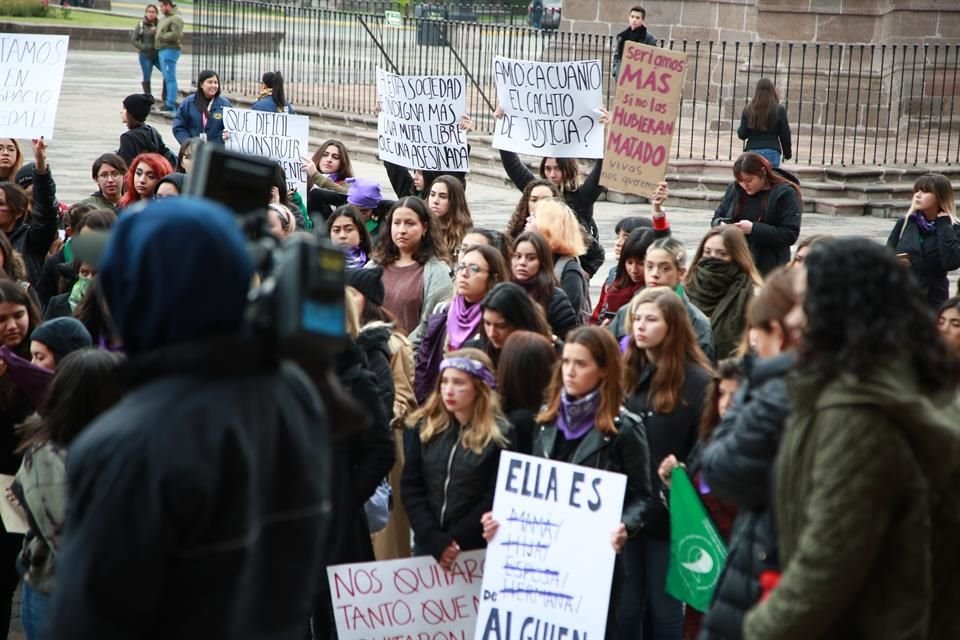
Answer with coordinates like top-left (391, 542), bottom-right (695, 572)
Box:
top-left (665, 468), bottom-right (728, 612)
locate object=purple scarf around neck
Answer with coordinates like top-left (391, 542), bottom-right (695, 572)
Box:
top-left (557, 388), bottom-right (602, 440)
top-left (447, 294), bottom-right (483, 350)
top-left (325, 171), bottom-right (341, 183)
top-left (911, 211), bottom-right (937, 233)
top-left (343, 244), bottom-right (368, 270)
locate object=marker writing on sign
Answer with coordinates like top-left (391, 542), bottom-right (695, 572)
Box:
top-left (503, 458), bottom-right (603, 510)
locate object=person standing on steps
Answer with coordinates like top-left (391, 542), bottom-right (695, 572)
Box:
top-left (130, 4), bottom-right (161, 102)
top-left (155, 0), bottom-right (184, 113)
top-left (612, 5), bottom-right (657, 79)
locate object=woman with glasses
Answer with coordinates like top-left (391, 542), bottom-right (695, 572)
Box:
top-left (414, 245), bottom-right (509, 404)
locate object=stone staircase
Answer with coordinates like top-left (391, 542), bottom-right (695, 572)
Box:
top-left (185, 95), bottom-right (960, 217)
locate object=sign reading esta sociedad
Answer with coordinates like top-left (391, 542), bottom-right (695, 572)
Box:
top-left (0, 34), bottom-right (69, 140)
top-left (601, 42), bottom-right (688, 197)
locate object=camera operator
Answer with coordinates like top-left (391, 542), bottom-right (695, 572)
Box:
top-left (49, 197), bottom-right (332, 639)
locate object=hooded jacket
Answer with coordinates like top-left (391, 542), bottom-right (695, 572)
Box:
top-left (50, 199), bottom-right (332, 639)
top-left (743, 362), bottom-right (960, 640)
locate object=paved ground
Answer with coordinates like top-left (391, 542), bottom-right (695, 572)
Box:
top-left (46, 49), bottom-right (899, 301)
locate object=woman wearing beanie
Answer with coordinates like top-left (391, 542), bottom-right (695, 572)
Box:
top-left (117, 93), bottom-right (177, 167)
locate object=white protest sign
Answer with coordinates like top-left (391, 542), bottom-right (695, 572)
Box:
top-left (0, 34), bottom-right (69, 140)
top-left (222, 107), bottom-right (310, 195)
top-left (492, 57), bottom-right (605, 159)
top-left (328, 550), bottom-right (485, 640)
top-left (376, 69), bottom-right (469, 172)
top-left (475, 452), bottom-right (626, 640)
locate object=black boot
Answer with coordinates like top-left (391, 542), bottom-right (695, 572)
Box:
top-left (142, 81), bottom-right (153, 101)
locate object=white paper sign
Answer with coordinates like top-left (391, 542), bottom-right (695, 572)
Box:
top-left (475, 452), bottom-right (626, 640)
top-left (0, 34), bottom-right (69, 140)
top-left (327, 550), bottom-right (485, 640)
top-left (222, 107), bottom-right (310, 195)
top-left (492, 57), bottom-right (605, 159)
top-left (376, 69), bottom-right (469, 172)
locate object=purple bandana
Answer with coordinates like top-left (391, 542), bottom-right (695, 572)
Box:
top-left (439, 356), bottom-right (497, 388)
top-left (910, 211), bottom-right (937, 234)
top-left (556, 388), bottom-right (601, 440)
top-left (446, 294), bottom-right (483, 350)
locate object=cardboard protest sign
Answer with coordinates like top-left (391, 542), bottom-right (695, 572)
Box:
top-left (376, 69), bottom-right (468, 172)
top-left (223, 107), bottom-right (310, 195)
top-left (492, 57), bottom-right (605, 159)
top-left (475, 452), bottom-right (627, 640)
top-left (601, 43), bottom-right (688, 197)
top-left (327, 550), bottom-right (485, 640)
top-left (0, 34), bottom-right (69, 140)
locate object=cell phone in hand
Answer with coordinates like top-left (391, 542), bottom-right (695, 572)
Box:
top-left (716, 217), bottom-right (734, 224)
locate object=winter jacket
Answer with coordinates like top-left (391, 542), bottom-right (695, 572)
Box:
top-left (50, 337), bottom-right (332, 640)
top-left (413, 302), bottom-right (484, 404)
top-left (172, 94), bottom-right (234, 145)
top-left (544, 286), bottom-right (579, 340)
top-left (155, 6), bottom-right (184, 50)
top-left (626, 361), bottom-right (712, 538)
top-left (402, 417), bottom-right (513, 560)
top-left (130, 18), bottom-right (158, 57)
top-left (10, 165), bottom-right (59, 286)
top-left (555, 255), bottom-right (591, 324)
top-left (737, 105), bottom-right (792, 160)
top-left (117, 124), bottom-right (177, 167)
top-left (382, 160), bottom-right (467, 199)
top-left (611, 287), bottom-right (716, 362)
top-left (251, 95), bottom-right (294, 114)
top-left (533, 407), bottom-right (653, 537)
top-left (356, 323), bottom-right (396, 422)
top-left (76, 191), bottom-right (118, 213)
top-left (711, 182), bottom-right (802, 275)
top-left (887, 215), bottom-right (960, 307)
top-left (698, 353), bottom-right (793, 640)
top-left (13, 442), bottom-right (68, 594)
top-left (612, 26), bottom-right (658, 78)
top-left (743, 361), bottom-right (960, 640)
top-left (686, 260), bottom-right (755, 360)
top-left (0, 343), bottom-right (34, 477)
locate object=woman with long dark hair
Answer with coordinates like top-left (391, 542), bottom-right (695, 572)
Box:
top-left (0, 140), bottom-right (58, 286)
top-left (13, 349), bottom-right (125, 640)
top-left (511, 231), bottom-right (579, 339)
top-left (737, 78), bottom-right (792, 168)
top-left (172, 69), bottom-right (233, 144)
top-left (472, 281), bottom-right (552, 367)
top-left (886, 172), bottom-right (960, 307)
top-left (505, 178), bottom-right (559, 242)
top-left (592, 227), bottom-right (654, 326)
top-left (711, 152), bottom-right (802, 274)
top-left (428, 175), bottom-right (473, 264)
top-left (251, 70), bottom-right (294, 113)
top-left (743, 239), bottom-right (960, 639)
top-left (495, 330), bottom-right (557, 455)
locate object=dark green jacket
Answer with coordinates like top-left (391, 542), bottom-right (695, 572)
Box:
top-left (744, 362), bottom-right (960, 640)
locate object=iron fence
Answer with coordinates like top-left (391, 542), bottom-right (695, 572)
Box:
top-left (191, 0), bottom-right (960, 166)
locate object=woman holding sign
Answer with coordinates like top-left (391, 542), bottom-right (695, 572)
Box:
top-left (171, 70), bottom-right (233, 145)
top-left (403, 348), bottom-right (513, 568)
top-left (482, 325), bottom-right (653, 638)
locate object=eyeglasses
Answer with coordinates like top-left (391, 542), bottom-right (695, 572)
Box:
top-left (97, 171), bottom-right (122, 181)
top-left (453, 263), bottom-right (488, 276)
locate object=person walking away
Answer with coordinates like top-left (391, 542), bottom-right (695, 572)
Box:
top-left (737, 79), bottom-right (792, 169)
top-left (612, 5), bottom-right (657, 78)
top-left (130, 4), bottom-right (161, 101)
top-left (155, 0), bottom-right (184, 112)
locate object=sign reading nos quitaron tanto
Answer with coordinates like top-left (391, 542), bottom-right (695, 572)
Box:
top-left (475, 452), bottom-right (626, 640)
top-left (492, 57), bottom-right (605, 159)
top-left (0, 34), bottom-right (69, 140)
top-left (376, 69), bottom-right (468, 172)
top-left (601, 42), bottom-right (688, 197)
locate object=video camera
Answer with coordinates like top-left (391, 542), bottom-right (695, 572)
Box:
top-left (184, 144), bottom-right (346, 359)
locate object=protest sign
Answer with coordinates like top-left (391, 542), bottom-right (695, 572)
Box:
top-left (492, 57), bottom-right (605, 159)
top-left (0, 34), bottom-right (69, 140)
top-left (327, 550), bottom-right (485, 640)
top-left (223, 107), bottom-right (310, 195)
top-left (376, 69), bottom-right (468, 172)
top-left (475, 452), bottom-right (626, 640)
top-left (601, 42), bottom-right (688, 197)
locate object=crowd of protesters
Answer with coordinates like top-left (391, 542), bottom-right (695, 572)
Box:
top-left (0, 29), bottom-right (957, 639)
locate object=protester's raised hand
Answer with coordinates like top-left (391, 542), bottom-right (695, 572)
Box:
top-left (302, 156), bottom-right (319, 181)
top-left (658, 454), bottom-right (680, 487)
top-left (269, 186), bottom-right (281, 204)
top-left (598, 107), bottom-right (611, 125)
top-left (481, 511), bottom-right (500, 542)
top-left (493, 105), bottom-right (505, 119)
top-left (652, 181), bottom-right (669, 212)
top-left (459, 114), bottom-right (475, 132)
top-left (374, 100), bottom-right (382, 115)
top-left (611, 522), bottom-right (627, 553)
top-left (32, 137), bottom-right (47, 173)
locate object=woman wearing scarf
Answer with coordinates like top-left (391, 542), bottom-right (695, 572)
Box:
top-left (403, 348), bottom-right (513, 567)
top-left (414, 245), bottom-right (509, 404)
top-left (328, 205), bottom-right (373, 271)
top-left (621, 287), bottom-right (713, 640)
top-left (887, 172), bottom-right (960, 308)
top-left (481, 326), bottom-right (653, 639)
top-left (685, 227), bottom-right (763, 359)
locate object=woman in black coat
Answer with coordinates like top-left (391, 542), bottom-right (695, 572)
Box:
top-left (886, 173), bottom-right (960, 308)
top-left (511, 231), bottom-right (579, 340)
top-left (0, 140), bottom-right (58, 286)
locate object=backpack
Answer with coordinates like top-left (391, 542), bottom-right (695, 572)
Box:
top-left (554, 256), bottom-right (592, 325)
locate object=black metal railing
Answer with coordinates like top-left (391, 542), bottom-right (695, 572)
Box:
top-left (191, 0), bottom-right (960, 166)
